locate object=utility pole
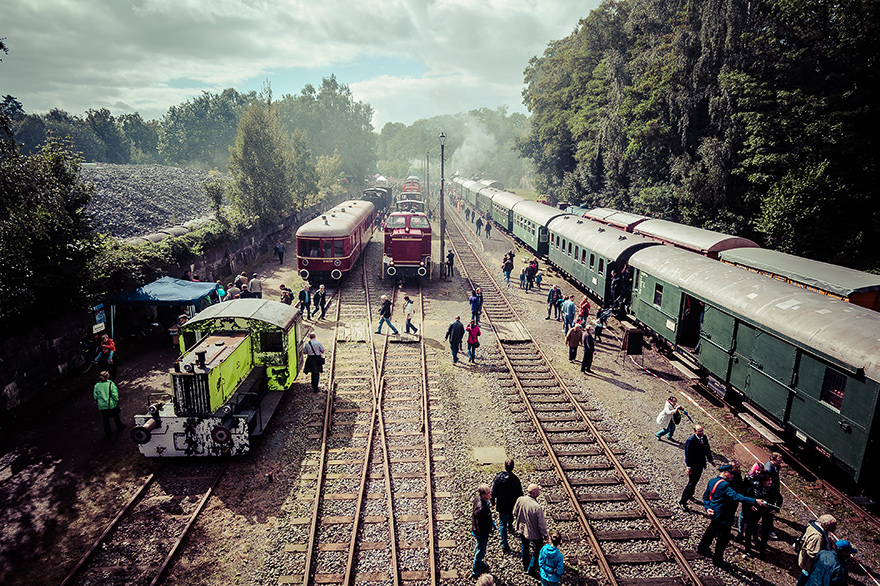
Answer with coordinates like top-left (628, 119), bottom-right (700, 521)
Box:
top-left (439, 132), bottom-right (447, 279)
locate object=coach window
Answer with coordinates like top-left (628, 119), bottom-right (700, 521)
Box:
top-left (581, 250), bottom-right (586, 265)
top-left (568, 242), bottom-right (572, 256)
top-left (308, 241), bottom-right (320, 258)
top-left (574, 246), bottom-right (579, 260)
top-left (598, 258), bottom-right (604, 274)
top-left (653, 283), bottom-right (663, 306)
top-left (820, 368), bottom-right (846, 410)
top-left (259, 331), bottom-right (284, 353)
top-left (589, 254), bottom-right (595, 270)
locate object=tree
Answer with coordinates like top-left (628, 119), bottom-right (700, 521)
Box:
top-left (2, 95), bottom-right (23, 119)
top-left (118, 112), bottom-right (160, 163)
top-left (87, 108), bottom-right (129, 163)
top-left (0, 118), bottom-right (100, 325)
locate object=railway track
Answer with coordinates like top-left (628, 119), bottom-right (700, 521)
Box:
top-left (278, 247), bottom-right (453, 584)
top-left (60, 460), bottom-right (228, 586)
top-left (446, 211), bottom-right (723, 586)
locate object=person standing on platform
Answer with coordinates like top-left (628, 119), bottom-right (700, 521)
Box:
top-left (679, 425), bottom-right (714, 511)
top-left (561, 295), bottom-right (576, 334)
top-left (581, 327), bottom-right (596, 373)
top-left (546, 285), bottom-right (562, 320)
top-left (485, 221), bottom-right (491, 239)
top-left (298, 285), bottom-right (312, 319)
top-left (446, 249), bottom-right (455, 277)
top-left (565, 323), bottom-right (583, 362)
top-left (249, 273), bottom-right (262, 299)
top-left (476, 215), bottom-right (483, 236)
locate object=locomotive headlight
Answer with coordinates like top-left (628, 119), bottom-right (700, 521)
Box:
top-left (334, 259), bottom-right (341, 266)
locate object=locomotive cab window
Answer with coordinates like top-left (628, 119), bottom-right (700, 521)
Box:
top-left (411, 216), bottom-right (429, 229)
top-left (334, 240), bottom-right (345, 257)
top-left (260, 331), bottom-right (284, 353)
top-left (820, 368), bottom-right (846, 410)
top-left (653, 283), bottom-right (663, 306)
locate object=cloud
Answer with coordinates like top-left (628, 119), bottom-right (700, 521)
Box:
top-left (2, 0), bottom-right (594, 126)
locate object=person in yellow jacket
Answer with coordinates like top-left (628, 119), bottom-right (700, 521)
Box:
top-left (93, 371), bottom-right (125, 436)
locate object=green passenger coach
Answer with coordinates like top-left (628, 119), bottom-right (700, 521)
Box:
top-left (629, 245), bottom-right (880, 483)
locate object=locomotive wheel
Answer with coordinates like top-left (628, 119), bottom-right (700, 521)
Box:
top-left (211, 425), bottom-right (233, 444)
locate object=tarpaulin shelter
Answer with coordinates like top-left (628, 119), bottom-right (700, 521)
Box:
top-left (109, 276), bottom-right (219, 338)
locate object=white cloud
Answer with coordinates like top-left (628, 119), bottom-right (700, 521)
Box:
top-left (2, 0), bottom-right (595, 127)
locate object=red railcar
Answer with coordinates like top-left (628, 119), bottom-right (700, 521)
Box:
top-left (296, 200), bottom-right (376, 282)
top-left (402, 175), bottom-right (421, 197)
top-left (382, 210), bottom-right (432, 280)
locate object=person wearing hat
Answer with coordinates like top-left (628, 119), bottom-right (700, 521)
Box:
top-left (805, 540), bottom-right (856, 586)
top-left (697, 463), bottom-right (768, 567)
top-left (376, 294), bottom-right (399, 335)
top-left (446, 249), bottom-right (455, 277)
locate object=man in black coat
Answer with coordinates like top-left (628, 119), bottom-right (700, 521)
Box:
top-left (471, 484), bottom-right (495, 578)
top-left (444, 315), bottom-right (465, 363)
top-left (491, 459), bottom-right (524, 553)
top-left (679, 424), bottom-right (714, 511)
top-left (698, 464), bottom-right (767, 567)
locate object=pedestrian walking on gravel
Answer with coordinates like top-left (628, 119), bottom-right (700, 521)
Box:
top-left (698, 464), bottom-right (767, 567)
top-left (797, 515), bottom-right (837, 586)
top-left (376, 294), bottom-right (399, 335)
top-left (565, 323), bottom-right (583, 362)
top-left (445, 316), bottom-right (465, 363)
top-left (302, 332), bottom-right (325, 392)
top-left (476, 215), bottom-right (483, 235)
top-left (502, 256), bottom-right (514, 285)
top-left (679, 425), bottom-right (714, 511)
top-left (446, 249), bottom-right (455, 277)
top-left (492, 459), bottom-right (523, 553)
top-left (546, 285), bottom-right (561, 320)
top-left (471, 484), bottom-right (495, 578)
top-left (314, 284), bottom-right (327, 320)
top-left (274, 239), bottom-right (286, 264)
top-left (298, 285), bottom-right (312, 318)
top-left (561, 295), bottom-right (576, 334)
top-left (654, 395), bottom-right (682, 441)
top-left (581, 327), bottom-right (596, 373)
top-left (513, 484), bottom-right (549, 578)
top-left (485, 221), bottom-right (491, 239)
top-left (93, 370), bottom-right (125, 436)
top-left (469, 289), bottom-right (482, 324)
top-left (538, 531), bottom-right (564, 586)
top-left (403, 295), bottom-right (418, 334)
top-left (466, 320), bottom-right (481, 362)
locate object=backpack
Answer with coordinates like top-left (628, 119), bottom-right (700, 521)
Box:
top-left (793, 521), bottom-right (819, 554)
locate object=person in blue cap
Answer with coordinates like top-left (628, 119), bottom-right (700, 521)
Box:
top-left (697, 463), bottom-right (768, 567)
top-left (806, 540), bottom-right (856, 586)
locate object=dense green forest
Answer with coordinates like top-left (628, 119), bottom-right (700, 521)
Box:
top-left (519, 0), bottom-right (879, 270)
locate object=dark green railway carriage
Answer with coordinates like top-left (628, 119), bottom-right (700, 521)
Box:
top-left (459, 178), bottom-right (481, 208)
top-left (511, 201), bottom-right (567, 257)
top-left (490, 190), bottom-right (524, 233)
top-left (548, 216), bottom-right (658, 305)
top-left (630, 246), bottom-right (880, 482)
top-left (633, 219), bottom-right (758, 259)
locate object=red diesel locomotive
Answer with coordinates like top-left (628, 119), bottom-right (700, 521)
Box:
top-left (296, 200), bottom-right (376, 282)
top-left (382, 204), bottom-right (432, 280)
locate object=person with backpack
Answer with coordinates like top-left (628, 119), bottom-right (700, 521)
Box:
top-left (93, 370), bottom-right (125, 436)
top-left (654, 396), bottom-right (683, 442)
top-left (797, 515), bottom-right (838, 586)
top-left (491, 459), bottom-right (523, 554)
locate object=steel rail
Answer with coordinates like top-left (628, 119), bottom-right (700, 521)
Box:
top-left (416, 283), bottom-right (439, 586)
top-left (447, 212), bottom-right (707, 586)
top-left (59, 469), bottom-right (160, 586)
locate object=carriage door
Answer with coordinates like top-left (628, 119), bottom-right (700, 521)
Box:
top-left (698, 304), bottom-right (735, 382)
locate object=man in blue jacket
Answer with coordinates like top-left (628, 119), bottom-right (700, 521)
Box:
top-left (806, 540), bottom-right (856, 586)
top-left (697, 463), bottom-right (768, 566)
top-left (679, 425), bottom-right (714, 511)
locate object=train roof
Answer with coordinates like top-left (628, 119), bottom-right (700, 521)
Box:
top-left (719, 248), bottom-right (880, 297)
top-left (634, 219), bottom-right (759, 256)
top-left (490, 190), bottom-right (525, 210)
top-left (512, 200), bottom-right (569, 226)
top-left (549, 215), bottom-right (659, 260)
top-left (585, 208), bottom-right (650, 231)
top-left (630, 246), bottom-right (880, 381)
top-left (296, 200), bottom-right (375, 238)
top-left (479, 179), bottom-right (504, 190)
top-left (182, 298), bottom-right (299, 331)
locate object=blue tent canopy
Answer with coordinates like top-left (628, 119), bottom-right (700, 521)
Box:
top-left (111, 276), bottom-right (219, 306)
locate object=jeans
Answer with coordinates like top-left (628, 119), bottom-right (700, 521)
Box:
top-left (504, 270), bottom-right (511, 284)
top-left (498, 512), bottom-right (513, 550)
top-left (521, 536), bottom-right (543, 573)
top-left (472, 532), bottom-right (489, 576)
top-left (468, 342), bottom-right (477, 362)
top-left (376, 317), bottom-right (398, 334)
top-left (656, 420), bottom-right (676, 441)
top-left (563, 315), bottom-right (573, 334)
top-left (405, 318), bottom-right (417, 334)
top-left (451, 342), bottom-right (460, 363)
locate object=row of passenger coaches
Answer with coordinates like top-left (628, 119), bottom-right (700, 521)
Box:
top-left (451, 175), bottom-right (880, 485)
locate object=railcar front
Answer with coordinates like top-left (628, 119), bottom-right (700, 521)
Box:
top-left (130, 299), bottom-right (302, 457)
top-left (629, 245), bottom-right (880, 484)
top-left (383, 211), bottom-right (432, 280)
top-left (296, 200), bottom-right (376, 282)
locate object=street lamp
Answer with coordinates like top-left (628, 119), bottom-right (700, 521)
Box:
top-left (439, 132), bottom-right (447, 279)
top-left (425, 150), bottom-right (430, 209)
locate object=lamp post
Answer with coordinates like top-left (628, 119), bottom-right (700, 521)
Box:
top-left (439, 132), bottom-right (447, 279)
top-left (425, 150), bottom-right (430, 209)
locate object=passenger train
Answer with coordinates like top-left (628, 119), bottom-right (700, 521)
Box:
top-left (296, 200), bottom-right (376, 282)
top-left (452, 175), bottom-right (880, 484)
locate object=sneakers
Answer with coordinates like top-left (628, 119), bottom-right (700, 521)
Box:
top-left (769, 531), bottom-right (778, 540)
top-left (679, 503), bottom-right (688, 512)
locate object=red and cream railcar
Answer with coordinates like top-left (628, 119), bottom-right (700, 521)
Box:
top-left (296, 200), bottom-right (376, 282)
top-left (382, 211), bottom-right (432, 280)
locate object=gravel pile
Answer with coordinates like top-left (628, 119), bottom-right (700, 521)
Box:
top-left (79, 163), bottom-right (218, 238)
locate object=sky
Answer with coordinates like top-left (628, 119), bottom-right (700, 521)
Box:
top-left (2, 0), bottom-right (599, 130)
